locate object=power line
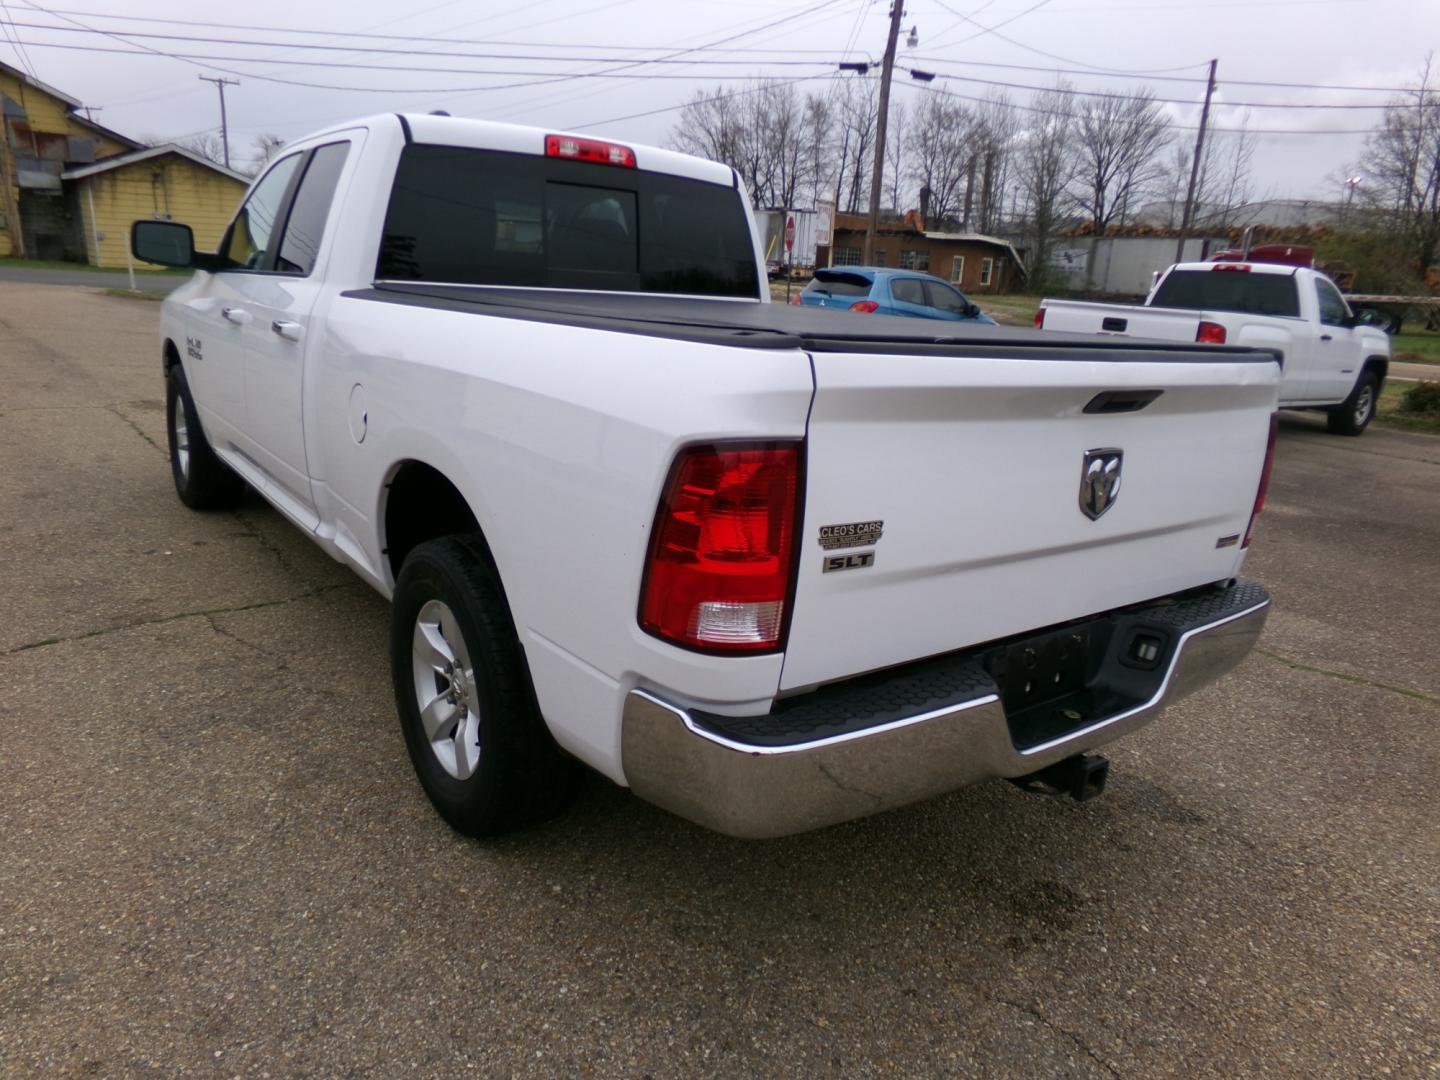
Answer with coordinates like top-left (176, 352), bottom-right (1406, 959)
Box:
top-left (900, 66), bottom-right (1397, 109)
top-left (468, 0), bottom-right (848, 124)
top-left (570, 71), bottom-right (846, 131)
top-left (929, 0), bottom-right (1209, 74)
top-left (3, 36), bottom-right (842, 81)
top-left (13, 0), bottom-right (848, 100)
top-left (905, 79), bottom-right (1375, 135)
top-left (22, 6), bottom-right (865, 55)
top-left (0, 19), bottom-right (863, 66)
top-left (941, 0), bottom-right (1060, 50)
top-left (907, 53), bottom-right (1418, 92)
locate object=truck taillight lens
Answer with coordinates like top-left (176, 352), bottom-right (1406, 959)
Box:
top-left (1196, 320), bottom-right (1227, 344)
top-left (849, 300), bottom-right (879, 313)
top-left (544, 133), bottom-right (636, 168)
top-left (639, 443), bottom-right (801, 653)
top-left (1242, 413), bottom-right (1278, 549)
top-left (1034, 308), bottom-right (1045, 328)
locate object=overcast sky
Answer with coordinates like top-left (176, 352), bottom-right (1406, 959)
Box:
top-left (3, 0), bottom-right (1436, 201)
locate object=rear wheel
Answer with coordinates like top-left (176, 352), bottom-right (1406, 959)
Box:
top-left (166, 363), bottom-right (244, 508)
top-left (390, 536), bottom-right (580, 836)
top-left (1326, 370), bottom-right (1378, 436)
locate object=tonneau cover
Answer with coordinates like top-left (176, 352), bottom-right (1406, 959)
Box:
top-left (345, 284), bottom-right (1280, 363)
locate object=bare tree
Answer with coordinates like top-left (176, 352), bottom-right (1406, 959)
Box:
top-left (885, 102), bottom-right (908, 211)
top-left (670, 80), bottom-right (829, 211)
top-left (908, 93), bottom-right (971, 223)
top-left (836, 78), bottom-right (878, 214)
top-left (250, 133), bottom-right (287, 174)
top-left (802, 93), bottom-right (837, 210)
top-left (176, 132), bottom-right (227, 166)
top-left (1356, 56), bottom-right (1440, 281)
top-left (971, 92), bottom-right (1017, 233)
top-left (1069, 87), bottom-right (1171, 284)
top-left (1013, 83), bottom-right (1078, 291)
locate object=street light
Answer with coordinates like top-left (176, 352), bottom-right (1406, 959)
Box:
top-left (1344, 175), bottom-right (1363, 225)
top-left (906, 25), bottom-right (919, 48)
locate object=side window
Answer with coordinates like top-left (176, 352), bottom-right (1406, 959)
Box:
top-left (924, 281), bottom-right (967, 314)
top-left (276, 142), bottom-right (351, 275)
top-left (891, 278), bottom-right (925, 305)
top-left (220, 153), bottom-right (303, 271)
top-left (1315, 278), bottom-right (1350, 327)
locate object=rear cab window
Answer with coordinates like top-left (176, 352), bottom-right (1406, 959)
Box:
top-left (377, 145), bottom-right (760, 298)
top-left (1151, 269), bottom-right (1300, 318)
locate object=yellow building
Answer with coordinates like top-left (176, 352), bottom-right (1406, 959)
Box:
top-left (64, 146), bottom-right (250, 268)
top-left (2, 59), bottom-right (249, 266)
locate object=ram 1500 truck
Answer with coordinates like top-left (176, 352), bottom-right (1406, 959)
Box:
top-left (132, 114), bottom-right (1279, 839)
top-left (1037, 261), bottom-right (1391, 435)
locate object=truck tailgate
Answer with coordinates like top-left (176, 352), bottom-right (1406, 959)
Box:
top-left (780, 347), bottom-right (1278, 691)
top-left (1040, 300), bottom-right (1201, 341)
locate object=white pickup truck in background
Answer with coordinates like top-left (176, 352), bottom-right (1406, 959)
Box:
top-left (1038, 262), bottom-right (1391, 435)
top-left (132, 113), bottom-right (1279, 839)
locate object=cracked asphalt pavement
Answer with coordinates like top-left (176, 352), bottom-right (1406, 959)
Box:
top-left (2, 284), bottom-right (1437, 1077)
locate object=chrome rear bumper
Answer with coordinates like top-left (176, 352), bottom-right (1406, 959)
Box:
top-left (621, 581), bottom-right (1269, 838)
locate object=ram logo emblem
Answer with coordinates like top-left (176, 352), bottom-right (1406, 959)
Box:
top-left (1079, 448), bottom-right (1123, 521)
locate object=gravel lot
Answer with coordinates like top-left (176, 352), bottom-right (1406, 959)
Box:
top-left (1, 283), bottom-right (1437, 1078)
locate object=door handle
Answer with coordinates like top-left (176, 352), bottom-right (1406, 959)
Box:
top-left (221, 306), bottom-right (251, 325)
top-left (1320, 333), bottom-right (1333, 341)
top-left (271, 320), bottom-right (303, 342)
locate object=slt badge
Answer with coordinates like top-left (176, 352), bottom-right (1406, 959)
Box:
top-left (1079, 448), bottom-right (1123, 521)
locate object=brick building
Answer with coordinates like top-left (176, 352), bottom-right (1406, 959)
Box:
top-left (823, 211), bottom-right (1025, 294)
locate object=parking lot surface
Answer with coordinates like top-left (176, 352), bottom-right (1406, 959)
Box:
top-left (1, 283), bottom-right (1437, 1077)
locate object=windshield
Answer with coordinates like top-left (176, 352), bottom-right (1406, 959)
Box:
top-left (1151, 269), bottom-right (1300, 318)
top-left (378, 145), bottom-right (760, 298)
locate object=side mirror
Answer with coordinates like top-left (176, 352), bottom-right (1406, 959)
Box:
top-left (965, 303), bottom-right (981, 318)
top-left (131, 220), bottom-right (195, 268)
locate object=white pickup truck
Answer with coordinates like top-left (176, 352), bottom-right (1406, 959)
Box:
top-left (1038, 262), bottom-right (1391, 435)
top-left (132, 113), bottom-right (1278, 839)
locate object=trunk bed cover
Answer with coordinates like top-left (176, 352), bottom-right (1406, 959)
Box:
top-left (346, 284), bottom-right (1279, 363)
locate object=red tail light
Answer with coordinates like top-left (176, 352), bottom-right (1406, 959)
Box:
top-left (849, 300), bottom-right (879, 313)
top-left (639, 443), bottom-right (801, 653)
top-left (1211, 263), bottom-right (1251, 272)
top-left (544, 134), bottom-right (636, 168)
top-left (1242, 413), bottom-right (1278, 549)
top-left (1034, 308), bottom-right (1045, 328)
top-left (1196, 320), bottom-right (1227, 344)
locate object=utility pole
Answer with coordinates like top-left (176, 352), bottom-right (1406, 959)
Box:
top-left (1174, 58), bottom-right (1218, 264)
top-left (199, 75), bottom-right (239, 170)
top-left (863, 1), bottom-right (906, 265)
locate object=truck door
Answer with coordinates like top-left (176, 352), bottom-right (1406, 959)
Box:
top-left (1310, 276), bottom-right (1359, 402)
top-left (181, 152), bottom-right (305, 448)
top-left (233, 140), bottom-right (353, 527)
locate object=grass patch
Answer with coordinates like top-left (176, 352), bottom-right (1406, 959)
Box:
top-left (978, 294), bottom-right (1042, 326)
top-left (1390, 327), bottom-right (1440, 364)
top-left (1375, 380), bottom-right (1440, 434)
top-left (0, 257), bottom-right (183, 275)
top-left (103, 287), bottom-right (165, 302)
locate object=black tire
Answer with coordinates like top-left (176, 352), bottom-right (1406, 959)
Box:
top-left (1326, 370), bottom-right (1379, 436)
top-left (166, 363), bottom-right (244, 509)
top-left (390, 535), bottom-right (581, 837)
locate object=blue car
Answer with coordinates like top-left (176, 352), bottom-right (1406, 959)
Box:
top-left (795, 267), bottom-right (997, 324)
